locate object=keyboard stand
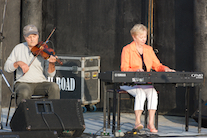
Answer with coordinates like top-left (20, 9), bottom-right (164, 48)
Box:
top-left (103, 82), bottom-right (203, 134)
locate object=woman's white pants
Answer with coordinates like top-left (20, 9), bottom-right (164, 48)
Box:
top-left (120, 85), bottom-right (158, 111)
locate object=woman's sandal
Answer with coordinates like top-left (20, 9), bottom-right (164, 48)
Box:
top-left (147, 125), bottom-right (158, 133)
top-left (134, 124), bottom-right (143, 130)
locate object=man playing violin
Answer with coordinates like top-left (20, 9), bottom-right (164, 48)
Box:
top-left (4, 24), bottom-right (60, 105)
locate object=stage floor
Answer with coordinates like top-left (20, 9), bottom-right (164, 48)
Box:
top-left (1, 108), bottom-right (207, 138)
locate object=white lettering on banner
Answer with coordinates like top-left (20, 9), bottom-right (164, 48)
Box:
top-left (66, 78), bottom-right (75, 91)
top-left (48, 77), bottom-right (54, 82)
top-left (61, 77), bottom-right (66, 90)
top-left (48, 77), bottom-right (76, 91)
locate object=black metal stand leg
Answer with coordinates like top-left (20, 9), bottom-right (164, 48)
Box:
top-left (198, 85), bottom-right (202, 133)
top-left (155, 110), bottom-right (158, 129)
top-left (144, 100), bottom-right (148, 128)
top-left (103, 82), bottom-right (107, 132)
top-left (6, 95), bottom-right (13, 126)
top-left (107, 99), bottom-right (111, 128)
top-left (185, 87), bottom-right (190, 131)
top-left (117, 92), bottom-right (121, 130)
top-left (155, 92), bottom-right (159, 130)
top-left (112, 84), bottom-right (117, 134)
top-left (107, 89), bottom-right (110, 128)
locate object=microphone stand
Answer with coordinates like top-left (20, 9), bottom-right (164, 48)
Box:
top-left (0, 0), bottom-right (8, 129)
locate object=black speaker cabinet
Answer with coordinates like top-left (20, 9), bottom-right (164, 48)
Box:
top-left (0, 131), bottom-right (58, 138)
top-left (10, 99), bottom-right (85, 137)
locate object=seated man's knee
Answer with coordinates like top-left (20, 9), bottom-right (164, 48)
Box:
top-left (48, 82), bottom-right (60, 99)
top-left (50, 82), bottom-right (60, 93)
top-left (16, 88), bottom-right (32, 105)
top-left (16, 88), bottom-right (31, 99)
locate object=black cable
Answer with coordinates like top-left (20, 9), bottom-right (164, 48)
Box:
top-left (40, 111), bottom-right (66, 136)
top-left (54, 112), bottom-right (66, 131)
top-left (117, 122), bottom-right (155, 137)
top-left (41, 112), bottom-right (51, 131)
top-left (94, 126), bottom-right (104, 135)
top-left (120, 122), bottom-right (134, 128)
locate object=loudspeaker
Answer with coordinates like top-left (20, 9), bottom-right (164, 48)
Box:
top-left (192, 101), bottom-right (207, 128)
top-left (10, 99), bottom-right (85, 137)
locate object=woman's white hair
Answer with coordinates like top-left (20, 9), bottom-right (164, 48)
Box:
top-left (130, 24), bottom-right (147, 37)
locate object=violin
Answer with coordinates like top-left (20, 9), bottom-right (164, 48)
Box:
top-left (31, 41), bottom-right (63, 65)
top-left (29, 28), bottom-right (63, 66)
